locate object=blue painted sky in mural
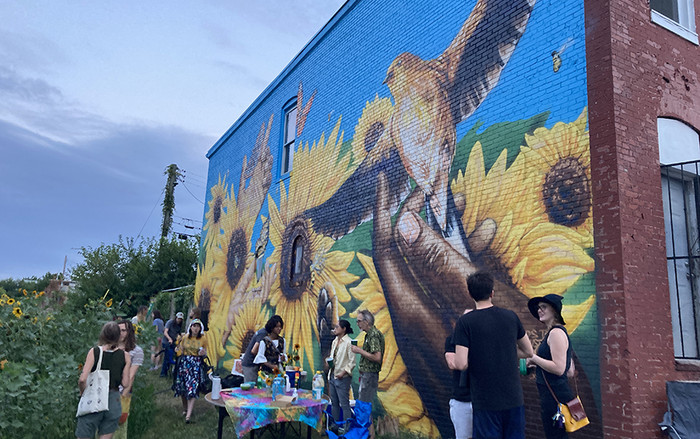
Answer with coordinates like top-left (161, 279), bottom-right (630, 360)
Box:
top-left (0, 0), bottom-right (345, 279)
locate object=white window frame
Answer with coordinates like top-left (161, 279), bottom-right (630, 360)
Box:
top-left (659, 117), bottom-right (700, 360)
top-left (281, 103), bottom-right (298, 175)
top-left (650, 0), bottom-right (698, 44)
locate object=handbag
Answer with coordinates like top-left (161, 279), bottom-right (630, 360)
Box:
top-left (76, 346), bottom-right (110, 417)
top-left (544, 372), bottom-right (590, 432)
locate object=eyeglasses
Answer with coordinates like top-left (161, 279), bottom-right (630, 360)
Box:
top-left (356, 319), bottom-right (364, 323)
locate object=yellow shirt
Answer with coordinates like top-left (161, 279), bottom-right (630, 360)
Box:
top-left (176, 335), bottom-right (207, 356)
top-left (329, 334), bottom-right (355, 379)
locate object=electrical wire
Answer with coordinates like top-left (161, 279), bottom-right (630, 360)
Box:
top-left (181, 181), bottom-right (204, 205)
top-left (137, 189), bottom-right (165, 239)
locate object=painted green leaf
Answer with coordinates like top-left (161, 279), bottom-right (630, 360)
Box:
top-left (450, 111), bottom-right (550, 182)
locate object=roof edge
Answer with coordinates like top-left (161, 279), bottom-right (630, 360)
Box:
top-left (206, 0), bottom-right (357, 159)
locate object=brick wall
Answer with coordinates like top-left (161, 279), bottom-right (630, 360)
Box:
top-left (586, 0), bottom-right (700, 437)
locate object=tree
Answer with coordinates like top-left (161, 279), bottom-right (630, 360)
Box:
top-left (71, 236), bottom-right (197, 315)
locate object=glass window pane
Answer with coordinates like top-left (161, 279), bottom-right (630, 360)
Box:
top-left (651, 0), bottom-right (680, 22)
top-left (286, 107), bottom-right (298, 143)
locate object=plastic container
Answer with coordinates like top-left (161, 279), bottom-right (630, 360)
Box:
top-left (272, 376), bottom-right (285, 401)
top-left (312, 371), bottom-right (325, 400)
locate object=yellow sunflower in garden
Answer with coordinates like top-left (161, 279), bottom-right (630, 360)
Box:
top-left (451, 141), bottom-right (594, 299)
top-left (7, 298), bottom-right (15, 306)
top-left (519, 108), bottom-right (593, 247)
top-left (12, 307), bottom-right (22, 318)
top-left (350, 95), bottom-right (394, 166)
top-left (202, 173), bottom-right (232, 252)
top-left (349, 252), bottom-right (439, 438)
top-left (266, 118), bottom-right (359, 369)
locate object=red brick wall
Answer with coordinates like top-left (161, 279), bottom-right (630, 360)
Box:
top-left (586, 0), bottom-right (700, 437)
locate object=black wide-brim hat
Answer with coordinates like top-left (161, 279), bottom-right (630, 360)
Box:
top-left (527, 294), bottom-right (566, 325)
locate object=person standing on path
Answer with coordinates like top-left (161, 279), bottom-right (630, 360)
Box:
top-left (351, 309), bottom-right (384, 439)
top-left (453, 272), bottom-right (534, 439)
top-left (160, 312), bottom-right (184, 377)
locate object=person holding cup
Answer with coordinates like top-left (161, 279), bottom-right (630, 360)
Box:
top-left (172, 319), bottom-right (207, 424)
top-left (327, 319), bottom-right (356, 433)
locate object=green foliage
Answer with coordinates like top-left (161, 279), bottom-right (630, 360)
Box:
top-left (0, 290), bottom-right (113, 438)
top-left (0, 272), bottom-right (56, 295)
top-left (72, 236), bottom-right (197, 316)
top-left (128, 377), bottom-right (156, 438)
top-left (450, 111), bottom-right (551, 182)
top-left (152, 285), bottom-right (194, 320)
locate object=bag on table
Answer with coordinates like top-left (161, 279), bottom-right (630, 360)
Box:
top-left (76, 346), bottom-right (110, 417)
top-left (545, 374), bottom-right (590, 433)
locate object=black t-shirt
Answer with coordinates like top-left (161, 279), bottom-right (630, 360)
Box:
top-left (453, 306), bottom-right (526, 411)
top-left (165, 319), bottom-right (182, 343)
top-left (90, 346), bottom-right (126, 390)
top-left (444, 335), bottom-right (471, 402)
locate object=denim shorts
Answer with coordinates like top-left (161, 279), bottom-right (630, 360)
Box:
top-left (75, 390), bottom-right (121, 438)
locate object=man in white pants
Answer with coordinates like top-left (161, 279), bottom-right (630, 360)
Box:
top-left (445, 331), bottom-right (473, 439)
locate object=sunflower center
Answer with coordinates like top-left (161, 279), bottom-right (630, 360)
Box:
top-left (365, 121), bottom-right (385, 153)
top-left (542, 157), bottom-right (591, 227)
top-left (280, 216), bottom-right (312, 301)
top-left (213, 196), bottom-right (223, 224)
top-left (226, 228), bottom-right (248, 290)
top-left (242, 329), bottom-right (256, 353)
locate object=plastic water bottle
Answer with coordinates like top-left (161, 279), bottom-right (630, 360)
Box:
top-left (312, 371), bottom-right (325, 399)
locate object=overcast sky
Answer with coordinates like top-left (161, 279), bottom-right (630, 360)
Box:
top-left (0, 1), bottom-right (345, 279)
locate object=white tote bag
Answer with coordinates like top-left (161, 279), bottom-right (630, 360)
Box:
top-left (76, 347), bottom-right (110, 417)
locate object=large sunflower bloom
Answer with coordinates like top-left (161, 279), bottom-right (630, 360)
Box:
top-left (519, 108), bottom-right (593, 247)
top-left (219, 297), bottom-right (271, 372)
top-left (203, 174), bottom-right (232, 252)
top-left (451, 141), bottom-right (594, 299)
top-left (266, 118), bottom-right (359, 369)
top-left (349, 252), bottom-right (439, 438)
top-left (351, 95), bottom-right (394, 167)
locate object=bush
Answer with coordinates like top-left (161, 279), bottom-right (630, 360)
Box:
top-left (128, 377), bottom-right (156, 437)
top-left (0, 288), bottom-right (113, 438)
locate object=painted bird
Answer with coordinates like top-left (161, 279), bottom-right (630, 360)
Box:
top-left (306, 0), bottom-right (536, 239)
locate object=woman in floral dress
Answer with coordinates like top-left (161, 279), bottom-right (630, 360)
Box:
top-left (172, 319), bottom-right (207, 423)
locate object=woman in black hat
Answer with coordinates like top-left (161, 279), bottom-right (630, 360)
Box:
top-left (526, 294), bottom-right (574, 438)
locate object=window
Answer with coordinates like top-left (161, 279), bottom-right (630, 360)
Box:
top-left (660, 118), bottom-right (700, 359)
top-left (650, 0), bottom-right (698, 44)
top-left (290, 236), bottom-right (304, 285)
top-left (281, 104), bottom-right (298, 175)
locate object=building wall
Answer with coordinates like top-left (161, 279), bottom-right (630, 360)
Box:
top-left (587, 0), bottom-right (700, 437)
top-left (199, 0), bottom-right (602, 437)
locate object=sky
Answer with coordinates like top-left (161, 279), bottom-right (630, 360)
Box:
top-left (0, 0), bottom-right (346, 279)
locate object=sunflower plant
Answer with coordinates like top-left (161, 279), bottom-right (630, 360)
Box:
top-left (0, 287), bottom-right (115, 438)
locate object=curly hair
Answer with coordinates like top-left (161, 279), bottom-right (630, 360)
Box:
top-left (118, 320), bottom-right (137, 352)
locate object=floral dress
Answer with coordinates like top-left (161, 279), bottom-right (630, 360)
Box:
top-left (172, 335), bottom-right (207, 399)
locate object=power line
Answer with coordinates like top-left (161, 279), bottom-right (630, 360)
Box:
top-left (181, 181), bottom-right (204, 205)
top-left (137, 189), bottom-right (165, 239)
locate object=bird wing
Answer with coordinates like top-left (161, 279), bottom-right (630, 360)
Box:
top-left (439, 0), bottom-right (536, 123)
top-left (304, 137), bottom-right (410, 239)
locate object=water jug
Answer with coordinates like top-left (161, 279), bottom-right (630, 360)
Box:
top-left (210, 373), bottom-right (222, 399)
top-left (272, 376), bottom-right (285, 401)
top-left (312, 371), bottom-right (325, 400)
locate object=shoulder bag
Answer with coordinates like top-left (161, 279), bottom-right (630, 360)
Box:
top-left (543, 372), bottom-right (590, 433)
top-left (76, 346), bottom-right (110, 417)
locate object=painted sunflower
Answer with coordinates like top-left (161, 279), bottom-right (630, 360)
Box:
top-left (519, 108), bottom-right (593, 247)
top-left (202, 174), bottom-right (232, 252)
top-left (266, 118), bottom-right (359, 369)
top-left (350, 94), bottom-right (394, 167)
top-left (451, 141), bottom-right (594, 299)
top-left (219, 297), bottom-right (271, 372)
top-left (349, 252), bottom-right (439, 437)
top-left (208, 116), bottom-right (274, 341)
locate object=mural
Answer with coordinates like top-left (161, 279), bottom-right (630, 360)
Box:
top-left (197, 0), bottom-right (599, 437)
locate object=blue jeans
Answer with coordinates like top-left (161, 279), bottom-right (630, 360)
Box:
top-left (473, 405), bottom-right (525, 439)
top-left (160, 342), bottom-right (175, 377)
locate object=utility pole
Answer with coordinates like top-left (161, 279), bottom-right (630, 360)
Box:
top-left (161, 164), bottom-right (182, 240)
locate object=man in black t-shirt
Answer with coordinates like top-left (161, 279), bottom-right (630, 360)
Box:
top-left (445, 332), bottom-right (472, 439)
top-left (453, 272), bottom-right (534, 439)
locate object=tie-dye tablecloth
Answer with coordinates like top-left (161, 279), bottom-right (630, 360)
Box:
top-left (222, 388), bottom-right (327, 438)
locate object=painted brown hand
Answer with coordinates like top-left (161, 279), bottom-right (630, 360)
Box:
top-left (375, 172), bottom-right (603, 438)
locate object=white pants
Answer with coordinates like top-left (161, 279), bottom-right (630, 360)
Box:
top-left (449, 398), bottom-right (473, 439)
